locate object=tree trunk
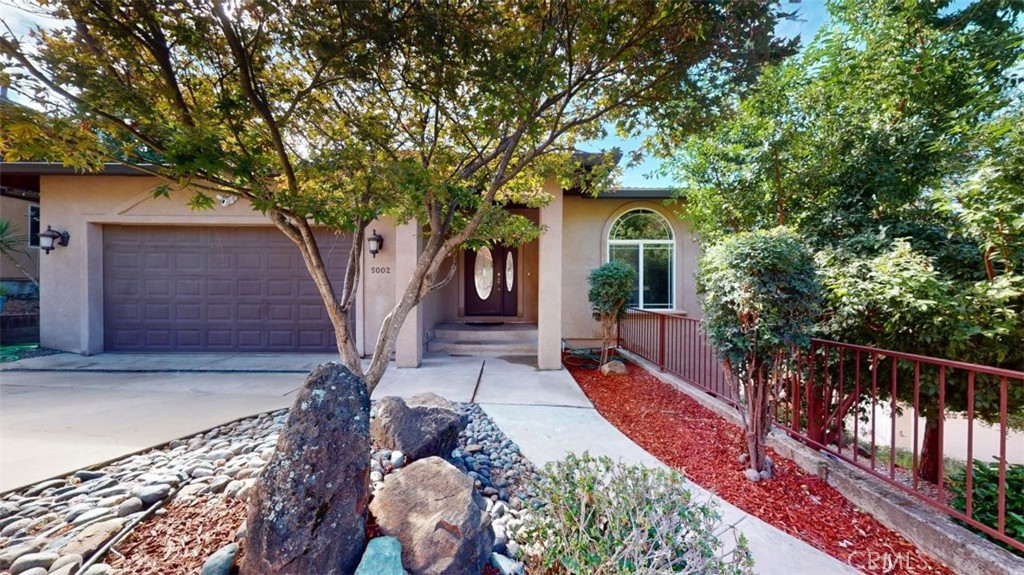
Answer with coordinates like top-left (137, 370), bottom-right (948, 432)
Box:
top-left (918, 415), bottom-right (941, 483)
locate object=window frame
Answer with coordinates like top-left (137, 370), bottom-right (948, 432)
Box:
top-left (606, 208), bottom-right (675, 310)
top-left (28, 204), bottom-right (40, 248)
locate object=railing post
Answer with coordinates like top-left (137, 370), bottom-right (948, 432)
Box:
top-left (658, 313), bottom-right (666, 371)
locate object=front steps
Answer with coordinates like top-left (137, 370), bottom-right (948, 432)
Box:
top-left (427, 323), bottom-right (538, 356)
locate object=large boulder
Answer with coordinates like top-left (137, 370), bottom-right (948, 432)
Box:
top-left (371, 393), bottom-right (465, 462)
top-left (369, 457), bottom-right (494, 575)
top-left (241, 363), bottom-right (371, 575)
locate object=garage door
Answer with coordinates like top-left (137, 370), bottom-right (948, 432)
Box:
top-left (103, 226), bottom-right (352, 352)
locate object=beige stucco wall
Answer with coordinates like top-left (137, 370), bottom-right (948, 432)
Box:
top-left (0, 195), bottom-right (40, 286)
top-left (560, 196), bottom-right (702, 342)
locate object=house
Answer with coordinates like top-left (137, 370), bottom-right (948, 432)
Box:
top-left (0, 161), bottom-right (702, 370)
top-left (0, 175), bottom-right (41, 295)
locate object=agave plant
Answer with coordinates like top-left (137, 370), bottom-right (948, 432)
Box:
top-left (0, 217), bottom-right (39, 289)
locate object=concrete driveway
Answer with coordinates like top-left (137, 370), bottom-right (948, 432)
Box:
top-left (0, 351), bottom-right (854, 574)
top-left (0, 351), bottom-right (589, 491)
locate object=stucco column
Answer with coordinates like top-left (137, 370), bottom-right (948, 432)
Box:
top-left (537, 180), bottom-right (563, 370)
top-left (395, 219), bottom-right (423, 368)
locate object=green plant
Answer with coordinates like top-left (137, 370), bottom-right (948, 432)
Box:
top-left (521, 452), bottom-right (753, 575)
top-left (697, 228), bottom-right (820, 476)
top-left (948, 458), bottom-right (1024, 556)
top-left (588, 261), bottom-right (637, 366)
top-left (0, 218), bottom-right (38, 289)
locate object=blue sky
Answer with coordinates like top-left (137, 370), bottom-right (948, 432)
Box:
top-left (587, 0), bottom-right (829, 188)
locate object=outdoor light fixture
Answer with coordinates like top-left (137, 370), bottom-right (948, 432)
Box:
top-left (38, 225), bottom-right (70, 255)
top-left (367, 229), bottom-right (384, 258)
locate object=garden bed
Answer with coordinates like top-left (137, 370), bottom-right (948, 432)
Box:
top-left (565, 355), bottom-right (954, 575)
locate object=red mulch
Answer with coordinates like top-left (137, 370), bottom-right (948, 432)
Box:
top-left (566, 357), bottom-right (954, 575)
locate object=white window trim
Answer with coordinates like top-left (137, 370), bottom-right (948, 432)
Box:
top-left (606, 209), bottom-right (676, 310)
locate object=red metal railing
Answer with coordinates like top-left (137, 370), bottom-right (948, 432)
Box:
top-left (617, 311), bottom-right (1024, 553)
top-left (783, 339), bottom-right (1024, 554)
top-left (618, 308), bottom-right (736, 406)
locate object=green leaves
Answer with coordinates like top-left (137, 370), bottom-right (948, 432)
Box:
top-left (521, 452), bottom-right (753, 574)
top-left (697, 228), bottom-right (821, 371)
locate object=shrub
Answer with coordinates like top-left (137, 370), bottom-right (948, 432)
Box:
top-left (520, 452), bottom-right (754, 575)
top-left (588, 261), bottom-right (637, 365)
top-left (697, 228), bottom-right (820, 476)
top-left (948, 458), bottom-right (1024, 556)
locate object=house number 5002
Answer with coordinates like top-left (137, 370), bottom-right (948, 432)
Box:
top-left (371, 266), bottom-right (391, 274)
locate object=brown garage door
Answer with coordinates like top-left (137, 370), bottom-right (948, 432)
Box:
top-left (104, 226), bottom-right (352, 352)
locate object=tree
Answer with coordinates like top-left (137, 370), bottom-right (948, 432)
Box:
top-left (587, 261), bottom-right (635, 366)
top-left (0, 218), bottom-right (38, 289)
top-left (2, 0), bottom-right (796, 569)
top-left (697, 228), bottom-right (821, 477)
top-left (670, 0), bottom-right (1024, 482)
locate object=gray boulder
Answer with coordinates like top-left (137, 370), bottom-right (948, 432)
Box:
top-left (241, 363), bottom-right (371, 575)
top-left (371, 393), bottom-right (465, 462)
top-left (369, 457), bottom-right (493, 575)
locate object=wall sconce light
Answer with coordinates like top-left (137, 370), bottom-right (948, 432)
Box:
top-left (38, 225), bottom-right (70, 255)
top-left (367, 229), bottom-right (383, 258)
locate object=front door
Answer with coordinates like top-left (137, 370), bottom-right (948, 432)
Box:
top-left (465, 245), bottom-right (518, 316)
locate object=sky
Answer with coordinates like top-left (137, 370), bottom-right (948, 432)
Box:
top-left (586, 0), bottom-right (829, 189)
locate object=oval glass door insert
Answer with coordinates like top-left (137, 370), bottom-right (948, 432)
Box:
top-left (505, 251), bottom-right (514, 292)
top-left (474, 247), bottom-right (494, 300)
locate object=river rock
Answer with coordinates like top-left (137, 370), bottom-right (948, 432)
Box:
top-left (354, 536), bottom-right (407, 575)
top-left (369, 457), bottom-right (493, 575)
top-left (9, 552), bottom-right (59, 574)
top-left (60, 518), bottom-right (128, 560)
top-left (202, 542), bottom-right (239, 575)
top-left (0, 538), bottom-right (46, 570)
top-left (371, 393), bottom-right (465, 462)
top-left (241, 363), bottom-right (371, 575)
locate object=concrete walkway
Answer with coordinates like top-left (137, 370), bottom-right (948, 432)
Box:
top-left (1, 352), bottom-right (856, 574)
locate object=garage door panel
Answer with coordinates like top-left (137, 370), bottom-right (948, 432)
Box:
top-left (104, 226), bottom-right (350, 352)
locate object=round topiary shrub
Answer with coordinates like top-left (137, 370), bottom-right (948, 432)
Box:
top-left (588, 261), bottom-right (637, 366)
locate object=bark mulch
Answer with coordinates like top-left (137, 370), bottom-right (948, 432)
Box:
top-left (566, 356), bottom-right (954, 575)
top-left (108, 496), bottom-right (247, 574)
top-left (106, 492), bottom-right (503, 575)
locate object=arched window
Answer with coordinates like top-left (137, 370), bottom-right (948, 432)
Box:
top-left (607, 209), bottom-right (674, 309)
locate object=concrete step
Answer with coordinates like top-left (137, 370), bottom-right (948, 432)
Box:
top-left (426, 339), bottom-right (538, 356)
top-left (432, 323), bottom-right (537, 343)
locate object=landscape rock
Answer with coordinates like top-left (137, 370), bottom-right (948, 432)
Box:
top-left (355, 536), bottom-right (407, 575)
top-left (116, 497), bottom-right (144, 517)
top-left (48, 565), bottom-right (78, 575)
top-left (9, 552), bottom-right (59, 574)
top-left (489, 552), bottom-right (525, 575)
top-left (241, 363), bottom-right (371, 575)
top-left (743, 468), bottom-right (761, 482)
top-left (370, 457), bottom-right (493, 575)
top-left (371, 393), bottom-right (466, 462)
top-left (60, 518), bottom-right (128, 560)
top-left (81, 564), bottom-right (113, 575)
top-left (137, 484), bottom-right (171, 505)
top-left (15, 568), bottom-right (47, 575)
top-left (0, 538), bottom-right (46, 570)
top-left (202, 542), bottom-right (239, 575)
top-left (49, 553), bottom-right (83, 573)
top-left (600, 360), bottom-right (628, 376)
